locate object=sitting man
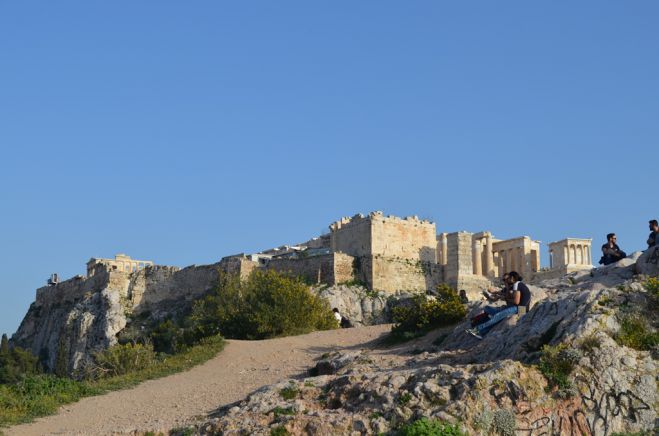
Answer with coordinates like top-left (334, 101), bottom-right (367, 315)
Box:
top-left (648, 220), bottom-right (658, 249)
top-left (466, 271), bottom-right (531, 340)
top-left (599, 233), bottom-right (627, 265)
top-left (481, 273), bottom-right (510, 303)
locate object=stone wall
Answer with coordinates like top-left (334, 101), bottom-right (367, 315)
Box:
top-left (369, 214), bottom-right (437, 262)
top-left (328, 212), bottom-right (438, 291)
top-left (218, 255), bottom-right (259, 280)
top-left (444, 232), bottom-right (473, 286)
top-left (127, 264), bottom-right (221, 314)
top-left (266, 252), bottom-right (355, 285)
top-left (330, 214), bottom-right (372, 258)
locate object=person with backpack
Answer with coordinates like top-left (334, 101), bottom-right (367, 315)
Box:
top-left (599, 233), bottom-right (627, 265)
top-left (465, 271), bottom-right (531, 340)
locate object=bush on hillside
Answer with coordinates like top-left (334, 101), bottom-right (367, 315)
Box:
top-left (388, 285), bottom-right (466, 343)
top-left (537, 343), bottom-right (580, 393)
top-left (0, 334), bottom-right (41, 384)
top-left (190, 270), bottom-right (337, 340)
top-left (82, 342), bottom-right (157, 380)
top-left (614, 315), bottom-right (659, 351)
top-left (398, 417), bottom-right (465, 436)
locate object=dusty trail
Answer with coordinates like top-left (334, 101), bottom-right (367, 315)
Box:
top-left (7, 325), bottom-right (391, 436)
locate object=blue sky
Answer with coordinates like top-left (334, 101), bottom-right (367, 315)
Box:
top-left (0, 1), bottom-right (656, 335)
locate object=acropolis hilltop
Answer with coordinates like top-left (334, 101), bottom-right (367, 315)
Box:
top-left (45, 211), bottom-right (593, 302)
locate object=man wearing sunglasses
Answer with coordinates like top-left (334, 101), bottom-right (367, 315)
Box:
top-left (599, 233), bottom-right (627, 265)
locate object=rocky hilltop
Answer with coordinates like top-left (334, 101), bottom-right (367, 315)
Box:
top-left (179, 251), bottom-right (658, 435)
top-left (11, 263), bottom-right (390, 376)
top-left (12, 263), bottom-right (221, 374)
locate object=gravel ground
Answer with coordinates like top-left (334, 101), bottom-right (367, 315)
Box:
top-left (6, 325), bottom-right (392, 436)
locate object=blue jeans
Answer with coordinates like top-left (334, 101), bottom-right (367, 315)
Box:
top-left (483, 305), bottom-right (509, 317)
top-left (476, 305), bottom-right (518, 336)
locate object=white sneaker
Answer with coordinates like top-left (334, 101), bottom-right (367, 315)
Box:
top-left (465, 328), bottom-right (483, 340)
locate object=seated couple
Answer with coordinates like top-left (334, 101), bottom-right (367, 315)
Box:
top-left (465, 271), bottom-right (531, 340)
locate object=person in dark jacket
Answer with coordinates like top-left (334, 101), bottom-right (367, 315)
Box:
top-left (648, 220), bottom-right (658, 249)
top-left (599, 233), bottom-right (627, 265)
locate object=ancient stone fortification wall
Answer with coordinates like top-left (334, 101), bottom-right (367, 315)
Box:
top-left (356, 256), bottom-right (443, 292)
top-left (218, 256), bottom-right (259, 280)
top-left (126, 264), bottom-right (220, 314)
top-left (444, 232), bottom-right (473, 285)
top-left (329, 212), bottom-right (439, 292)
top-left (35, 270), bottom-right (114, 308)
top-left (266, 253), bottom-right (355, 285)
top-left (370, 215), bottom-right (437, 261)
top-left (330, 214), bottom-right (372, 257)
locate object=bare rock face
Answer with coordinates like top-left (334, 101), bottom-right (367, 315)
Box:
top-left (316, 285), bottom-right (389, 326)
top-left (12, 264), bottom-right (221, 376)
top-left (12, 272), bottom-right (129, 375)
top-left (190, 276), bottom-right (657, 435)
top-left (635, 246), bottom-right (659, 276)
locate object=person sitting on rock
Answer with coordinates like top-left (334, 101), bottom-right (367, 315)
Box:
top-left (332, 308), bottom-right (353, 328)
top-left (332, 308), bottom-right (342, 326)
top-left (599, 233), bottom-right (627, 265)
top-left (465, 271), bottom-right (531, 340)
top-left (459, 289), bottom-right (469, 304)
top-left (482, 273), bottom-right (510, 303)
top-left (647, 220), bottom-right (658, 249)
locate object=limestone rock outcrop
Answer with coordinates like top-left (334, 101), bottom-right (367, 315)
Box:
top-left (315, 285), bottom-right (389, 326)
top-left (635, 246), bottom-right (659, 276)
top-left (12, 264), bottom-right (221, 375)
top-left (186, 266), bottom-right (657, 435)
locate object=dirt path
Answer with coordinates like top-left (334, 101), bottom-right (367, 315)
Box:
top-left (7, 325), bottom-right (392, 436)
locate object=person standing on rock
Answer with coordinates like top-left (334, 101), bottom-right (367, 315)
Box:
top-left (647, 220), bottom-right (658, 249)
top-left (599, 233), bottom-right (627, 265)
top-left (465, 271), bottom-right (531, 340)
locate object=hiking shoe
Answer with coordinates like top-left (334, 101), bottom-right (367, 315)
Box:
top-left (465, 328), bottom-right (483, 340)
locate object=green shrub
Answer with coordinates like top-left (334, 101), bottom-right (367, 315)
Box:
top-left (150, 320), bottom-right (188, 354)
top-left (537, 344), bottom-right (581, 392)
top-left (270, 426), bottom-right (289, 436)
top-left (398, 392), bottom-right (412, 405)
top-left (190, 270), bottom-right (337, 340)
top-left (0, 335), bottom-right (224, 427)
top-left (270, 406), bottom-right (295, 418)
top-left (388, 285), bottom-right (466, 343)
top-left (578, 335), bottom-right (601, 354)
top-left (83, 342), bottom-right (157, 380)
top-left (643, 277), bottom-right (659, 296)
top-left (615, 315), bottom-right (659, 351)
top-left (279, 385), bottom-right (298, 400)
top-left (0, 337), bottom-right (41, 384)
top-left (491, 409), bottom-right (516, 436)
top-left (398, 417), bottom-right (465, 436)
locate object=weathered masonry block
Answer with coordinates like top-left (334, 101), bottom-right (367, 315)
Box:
top-left (329, 211), bottom-right (440, 292)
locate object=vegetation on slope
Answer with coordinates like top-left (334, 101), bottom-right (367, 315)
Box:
top-left (188, 269), bottom-right (337, 340)
top-left (386, 284), bottom-right (466, 344)
top-left (0, 335), bottom-right (224, 427)
top-left (0, 269), bottom-right (338, 428)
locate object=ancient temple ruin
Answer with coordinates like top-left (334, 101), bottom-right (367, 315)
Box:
top-left (86, 254), bottom-right (154, 277)
top-left (225, 211), bottom-right (589, 295)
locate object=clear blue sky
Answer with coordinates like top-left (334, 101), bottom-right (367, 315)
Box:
top-left (1, 1), bottom-right (656, 336)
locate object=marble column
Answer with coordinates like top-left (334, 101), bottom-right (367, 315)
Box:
top-left (473, 240), bottom-right (483, 276)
